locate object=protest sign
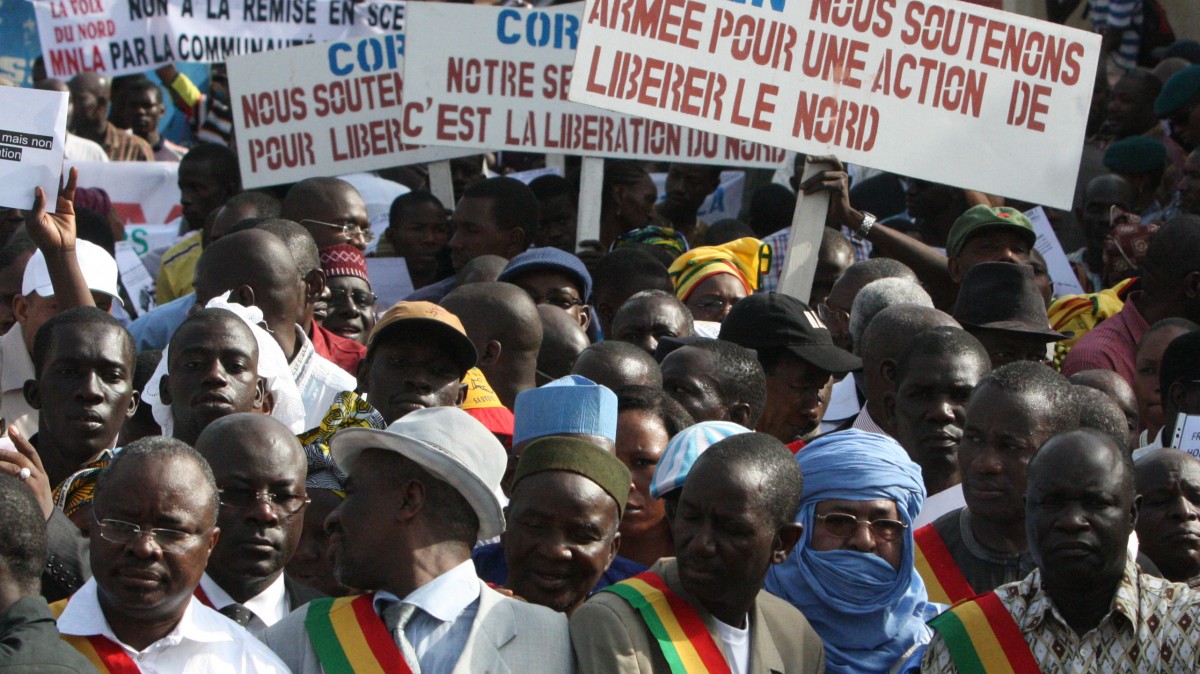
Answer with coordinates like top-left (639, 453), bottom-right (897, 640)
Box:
top-left (115, 239), bottom-right (156, 316)
top-left (0, 85), bottom-right (67, 210)
top-left (569, 0), bottom-right (1101, 208)
top-left (68, 160), bottom-right (182, 225)
top-left (30, 0), bottom-right (405, 78)
top-left (402, 3), bottom-right (786, 168)
top-left (1026, 205), bottom-right (1083, 299)
top-left (227, 34), bottom-right (475, 188)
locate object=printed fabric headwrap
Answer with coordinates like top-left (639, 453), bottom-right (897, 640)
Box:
top-left (764, 429), bottom-right (933, 674)
top-left (299, 390), bottom-right (387, 491)
top-left (142, 292), bottom-right (307, 437)
top-left (611, 225), bottom-right (690, 257)
top-left (668, 237), bottom-right (770, 303)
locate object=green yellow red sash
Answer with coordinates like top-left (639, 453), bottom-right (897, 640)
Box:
top-left (603, 571), bottom-right (733, 674)
top-left (928, 592), bottom-right (1041, 674)
top-left (304, 593), bottom-right (412, 674)
top-left (914, 524), bottom-right (976, 605)
top-left (48, 598), bottom-right (142, 673)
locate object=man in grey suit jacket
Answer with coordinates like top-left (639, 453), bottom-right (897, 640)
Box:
top-left (571, 433), bottom-right (825, 673)
top-left (262, 406), bottom-right (574, 673)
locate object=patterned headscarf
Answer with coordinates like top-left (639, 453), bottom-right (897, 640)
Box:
top-left (668, 237), bottom-right (770, 302)
top-left (299, 390), bottom-right (386, 491)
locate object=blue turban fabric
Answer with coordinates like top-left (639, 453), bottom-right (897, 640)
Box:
top-left (512, 375), bottom-right (618, 445)
top-left (765, 429), bottom-right (934, 674)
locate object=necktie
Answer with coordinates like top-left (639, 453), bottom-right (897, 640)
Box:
top-left (219, 603), bottom-right (255, 627)
top-left (381, 601), bottom-right (422, 673)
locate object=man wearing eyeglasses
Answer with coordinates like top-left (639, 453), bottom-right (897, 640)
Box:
top-left (282, 177), bottom-right (373, 253)
top-left (765, 429), bottom-right (937, 674)
top-left (194, 413), bottom-right (324, 636)
top-left (51, 436), bottom-right (290, 672)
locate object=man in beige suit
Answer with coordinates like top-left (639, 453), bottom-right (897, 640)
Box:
top-left (570, 432), bottom-right (825, 674)
top-left (261, 406), bottom-right (574, 673)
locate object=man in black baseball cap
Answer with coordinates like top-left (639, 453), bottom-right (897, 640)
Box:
top-left (719, 292), bottom-right (861, 447)
top-left (952, 262), bottom-right (1066, 368)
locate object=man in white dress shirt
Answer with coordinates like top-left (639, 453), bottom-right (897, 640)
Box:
top-left (262, 406), bottom-right (574, 673)
top-left (195, 413), bottom-right (324, 636)
top-left (51, 436), bottom-right (289, 672)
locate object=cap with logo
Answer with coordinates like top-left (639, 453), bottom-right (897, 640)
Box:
top-left (719, 293), bottom-right (862, 374)
top-left (945, 205), bottom-right (1036, 258)
top-left (367, 301), bottom-right (477, 374)
top-left (22, 238), bottom-right (122, 305)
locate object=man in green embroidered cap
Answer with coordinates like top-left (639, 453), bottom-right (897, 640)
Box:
top-left (1103, 136), bottom-right (1175, 223)
top-left (473, 436), bottom-right (639, 614)
top-left (945, 205), bottom-right (1036, 287)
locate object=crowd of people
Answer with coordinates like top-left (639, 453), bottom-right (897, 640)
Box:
top-left (2, 6), bottom-right (1200, 674)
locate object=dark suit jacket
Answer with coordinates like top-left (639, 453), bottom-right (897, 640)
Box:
top-left (42, 510), bottom-right (89, 604)
top-left (283, 575), bottom-right (326, 608)
top-left (0, 595), bottom-right (98, 673)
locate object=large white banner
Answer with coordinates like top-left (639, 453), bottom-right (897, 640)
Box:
top-left (227, 34), bottom-right (474, 189)
top-left (67, 159), bottom-right (181, 225)
top-left (30, 0), bottom-right (405, 78)
top-left (569, 0), bottom-right (1101, 208)
top-left (402, 3), bottom-right (786, 168)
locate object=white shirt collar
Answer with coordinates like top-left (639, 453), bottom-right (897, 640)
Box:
top-left (57, 578), bottom-right (233, 650)
top-left (198, 572), bottom-right (290, 626)
top-left (290, 325), bottom-right (314, 378)
top-left (372, 560), bottom-right (482, 623)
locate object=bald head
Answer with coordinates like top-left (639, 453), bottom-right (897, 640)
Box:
top-left (67, 72), bottom-right (108, 136)
top-left (281, 178), bottom-right (369, 251)
top-left (572, 340), bottom-right (662, 391)
top-left (1135, 448), bottom-right (1200, 582)
top-left (537, 305), bottom-right (589, 385)
top-left (457, 255), bottom-right (508, 286)
top-left (1070, 369), bottom-right (1139, 441)
top-left (824, 258), bottom-right (917, 351)
top-left (194, 230), bottom-right (306, 345)
top-left (859, 304), bottom-right (958, 423)
top-left (441, 282), bottom-right (543, 408)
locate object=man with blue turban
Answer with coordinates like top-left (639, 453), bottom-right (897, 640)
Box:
top-left (766, 429), bottom-right (937, 674)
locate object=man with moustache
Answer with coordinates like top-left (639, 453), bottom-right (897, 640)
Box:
top-left (1135, 448), bottom-right (1200, 587)
top-left (50, 437), bottom-right (289, 671)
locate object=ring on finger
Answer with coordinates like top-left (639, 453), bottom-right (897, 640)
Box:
top-left (17, 467), bottom-right (31, 481)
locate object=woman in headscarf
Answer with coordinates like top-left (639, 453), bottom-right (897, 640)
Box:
top-left (765, 428), bottom-right (937, 674)
top-left (667, 237), bottom-right (770, 322)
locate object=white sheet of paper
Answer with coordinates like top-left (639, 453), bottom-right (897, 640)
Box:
top-left (1171, 415), bottom-right (1200, 460)
top-left (0, 85), bottom-right (67, 210)
top-left (1026, 206), bottom-right (1083, 298)
top-left (115, 240), bottom-right (156, 318)
top-left (367, 257), bottom-right (415, 310)
top-left (913, 484), bottom-right (967, 529)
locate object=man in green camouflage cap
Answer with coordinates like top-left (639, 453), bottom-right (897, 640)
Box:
top-left (946, 204), bottom-right (1037, 286)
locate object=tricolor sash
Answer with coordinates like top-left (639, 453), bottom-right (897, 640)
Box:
top-left (603, 571), bottom-right (733, 674)
top-left (928, 592), bottom-right (1041, 674)
top-left (914, 524), bottom-right (976, 605)
top-left (304, 593), bottom-right (413, 674)
top-left (48, 598), bottom-right (142, 673)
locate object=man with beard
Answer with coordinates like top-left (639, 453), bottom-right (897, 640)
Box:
top-left (572, 432), bottom-right (825, 673)
top-left (262, 407), bottom-right (572, 672)
top-left (50, 438), bottom-right (289, 671)
top-left (194, 414), bottom-right (324, 635)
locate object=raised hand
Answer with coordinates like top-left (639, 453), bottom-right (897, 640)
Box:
top-left (25, 166), bottom-right (79, 254)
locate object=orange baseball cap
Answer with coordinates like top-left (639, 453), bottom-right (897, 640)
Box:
top-left (367, 301), bottom-right (478, 374)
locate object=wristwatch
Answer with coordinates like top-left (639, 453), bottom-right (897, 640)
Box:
top-left (854, 212), bottom-right (877, 240)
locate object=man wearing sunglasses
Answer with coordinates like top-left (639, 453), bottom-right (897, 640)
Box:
top-left (51, 437), bottom-right (290, 671)
top-left (194, 413), bottom-right (324, 636)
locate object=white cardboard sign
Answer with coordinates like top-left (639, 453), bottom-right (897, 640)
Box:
top-left (402, 3), bottom-right (786, 168)
top-left (1026, 205), bottom-right (1083, 298)
top-left (227, 34), bottom-right (475, 189)
top-left (67, 160), bottom-right (182, 226)
top-left (569, 0), bottom-right (1101, 208)
top-left (0, 85), bottom-right (67, 210)
top-left (31, 0), bottom-right (406, 78)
